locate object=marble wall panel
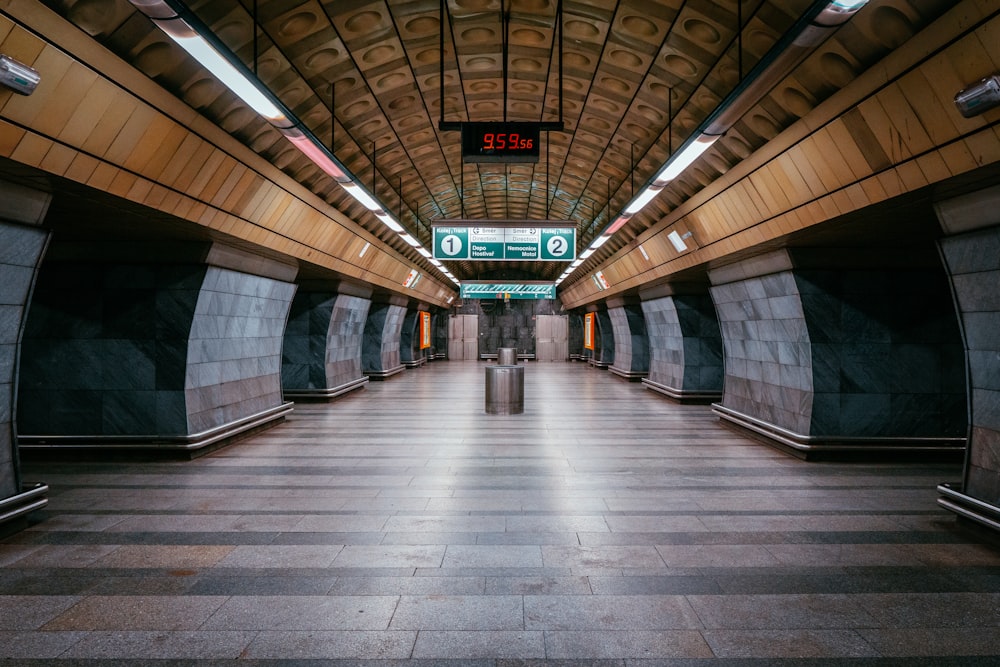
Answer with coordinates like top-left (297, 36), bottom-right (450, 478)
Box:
top-left (0, 223), bottom-right (37, 499)
top-left (941, 225), bottom-right (1000, 505)
top-left (608, 304), bottom-right (649, 376)
top-left (185, 267), bottom-right (295, 433)
top-left (19, 262), bottom-right (205, 437)
top-left (642, 295), bottom-right (723, 393)
top-left (362, 303), bottom-right (406, 374)
top-left (400, 310), bottom-right (420, 364)
top-left (595, 310), bottom-right (614, 364)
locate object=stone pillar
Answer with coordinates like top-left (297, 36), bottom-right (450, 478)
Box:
top-left (640, 283), bottom-right (723, 402)
top-left (589, 308), bottom-right (614, 369)
top-left (400, 308), bottom-right (427, 369)
top-left (568, 313), bottom-right (585, 361)
top-left (362, 296), bottom-right (406, 379)
top-left (0, 180), bottom-right (51, 528)
top-left (935, 185), bottom-right (1000, 529)
top-left (282, 280), bottom-right (372, 401)
top-left (17, 243), bottom-right (296, 454)
top-left (710, 249), bottom-right (966, 457)
top-left (607, 297), bottom-right (650, 380)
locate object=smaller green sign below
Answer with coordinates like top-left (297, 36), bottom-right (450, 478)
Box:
top-left (460, 283), bottom-right (557, 300)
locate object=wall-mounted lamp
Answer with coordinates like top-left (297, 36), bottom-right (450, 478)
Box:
top-left (667, 230), bottom-right (694, 252)
top-left (955, 74), bottom-right (1000, 118)
top-left (0, 55), bottom-right (40, 96)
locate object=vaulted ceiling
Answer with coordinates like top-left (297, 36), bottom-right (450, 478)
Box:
top-left (40, 0), bottom-right (953, 285)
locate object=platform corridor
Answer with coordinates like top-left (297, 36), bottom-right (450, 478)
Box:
top-left (2, 360), bottom-right (999, 665)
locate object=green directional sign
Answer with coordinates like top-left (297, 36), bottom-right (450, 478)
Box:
top-left (540, 228), bottom-right (575, 260)
top-left (432, 222), bottom-right (576, 261)
top-left (434, 226), bottom-right (469, 259)
top-left (461, 283), bottom-right (557, 299)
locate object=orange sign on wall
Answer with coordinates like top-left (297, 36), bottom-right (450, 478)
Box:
top-left (419, 311), bottom-right (432, 349)
top-left (583, 312), bottom-right (595, 351)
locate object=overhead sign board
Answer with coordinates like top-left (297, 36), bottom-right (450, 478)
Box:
top-left (433, 222), bottom-right (575, 262)
top-left (460, 283), bottom-right (557, 300)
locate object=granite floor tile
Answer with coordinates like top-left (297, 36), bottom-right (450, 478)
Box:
top-left (42, 595), bottom-right (229, 631)
top-left (5, 361), bottom-right (992, 663)
top-left (389, 595), bottom-right (524, 630)
top-left (686, 593), bottom-right (880, 629)
top-left (60, 630), bottom-right (257, 659)
top-left (215, 545), bottom-right (347, 570)
top-left (543, 630), bottom-right (713, 659)
top-left (243, 630), bottom-right (417, 659)
top-left (523, 595), bottom-right (703, 630)
top-left (412, 631), bottom-right (546, 659)
top-left (442, 545), bottom-right (544, 569)
top-left (0, 631), bottom-right (88, 658)
top-left (701, 629), bottom-right (879, 658)
top-left (202, 595), bottom-right (400, 631)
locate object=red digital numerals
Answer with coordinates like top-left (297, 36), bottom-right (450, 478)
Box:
top-left (482, 133), bottom-right (534, 151)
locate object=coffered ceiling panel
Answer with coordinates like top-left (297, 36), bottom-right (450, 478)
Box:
top-left (40, 0), bottom-right (956, 284)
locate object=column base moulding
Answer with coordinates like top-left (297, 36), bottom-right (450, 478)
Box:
top-left (569, 354), bottom-right (586, 361)
top-left (712, 403), bottom-right (966, 461)
top-left (403, 358), bottom-right (428, 369)
top-left (430, 353), bottom-right (447, 360)
top-left (284, 377), bottom-right (369, 402)
top-left (642, 379), bottom-right (721, 404)
top-left (938, 483), bottom-right (1000, 535)
top-left (0, 484), bottom-right (48, 530)
top-left (17, 403), bottom-right (293, 459)
top-left (588, 359), bottom-right (610, 369)
top-left (364, 365), bottom-right (405, 380)
top-left (609, 366), bottom-right (648, 381)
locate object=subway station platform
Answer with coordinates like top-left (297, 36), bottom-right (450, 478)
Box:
top-left (2, 360), bottom-right (999, 665)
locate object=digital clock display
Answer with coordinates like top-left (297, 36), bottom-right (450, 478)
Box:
top-left (461, 122), bottom-right (541, 163)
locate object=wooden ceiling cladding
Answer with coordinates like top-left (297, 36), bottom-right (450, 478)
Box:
top-left (10, 0), bottom-right (980, 299)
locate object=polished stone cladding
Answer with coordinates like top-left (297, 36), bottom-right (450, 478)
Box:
top-left (595, 310), bottom-right (615, 365)
top-left (18, 263), bottom-right (207, 437)
top-left (185, 267), bottom-right (295, 434)
top-left (363, 303), bottom-right (406, 376)
top-left (642, 294), bottom-right (723, 394)
top-left (712, 266), bottom-right (965, 440)
top-left (3, 361), bottom-right (999, 664)
top-left (0, 222), bottom-right (48, 498)
top-left (795, 269), bottom-right (965, 438)
top-left (941, 225), bottom-right (1000, 504)
top-left (282, 292), bottom-right (371, 393)
top-left (400, 310), bottom-right (424, 366)
top-left (608, 304), bottom-right (650, 378)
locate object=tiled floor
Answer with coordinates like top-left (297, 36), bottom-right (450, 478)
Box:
top-left (3, 360), bottom-right (1000, 665)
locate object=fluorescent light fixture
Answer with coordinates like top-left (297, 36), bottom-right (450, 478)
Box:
top-left (579, 248), bottom-right (595, 259)
top-left (653, 134), bottom-right (720, 185)
top-left (342, 182), bottom-right (382, 211)
top-left (606, 215), bottom-right (631, 235)
top-left (570, 259), bottom-right (583, 268)
top-left (150, 18), bottom-right (291, 127)
top-left (359, 241), bottom-right (370, 257)
top-left (280, 128), bottom-right (348, 181)
top-left (589, 234), bottom-right (610, 249)
top-left (667, 230), bottom-right (687, 252)
top-left (374, 211), bottom-right (404, 232)
top-left (417, 247), bottom-right (432, 258)
top-left (429, 258), bottom-right (442, 266)
top-left (624, 185), bottom-right (664, 215)
top-left (399, 233), bottom-right (421, 246)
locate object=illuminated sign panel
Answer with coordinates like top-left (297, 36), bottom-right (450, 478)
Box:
top-left (418, 311), bottom-right (431, 349)
top-left (460, 283), bottom-right (556, 300)
top-left (433, 222), bottom-right (575, 262)
top-left (461, 122), bottom-right (541, 163)
top-left (583, 313), bottom-right (595, 351)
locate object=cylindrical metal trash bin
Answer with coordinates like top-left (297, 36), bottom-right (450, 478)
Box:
top-left (497, 347), bottom-right (517, 365)
top-left (484, 365), bottom-right (524, 414)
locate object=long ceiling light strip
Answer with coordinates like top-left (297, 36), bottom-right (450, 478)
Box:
top-left (555, 0), bottom-right (869, 287)
top-left (126, 0), bottom-right (460, 287)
